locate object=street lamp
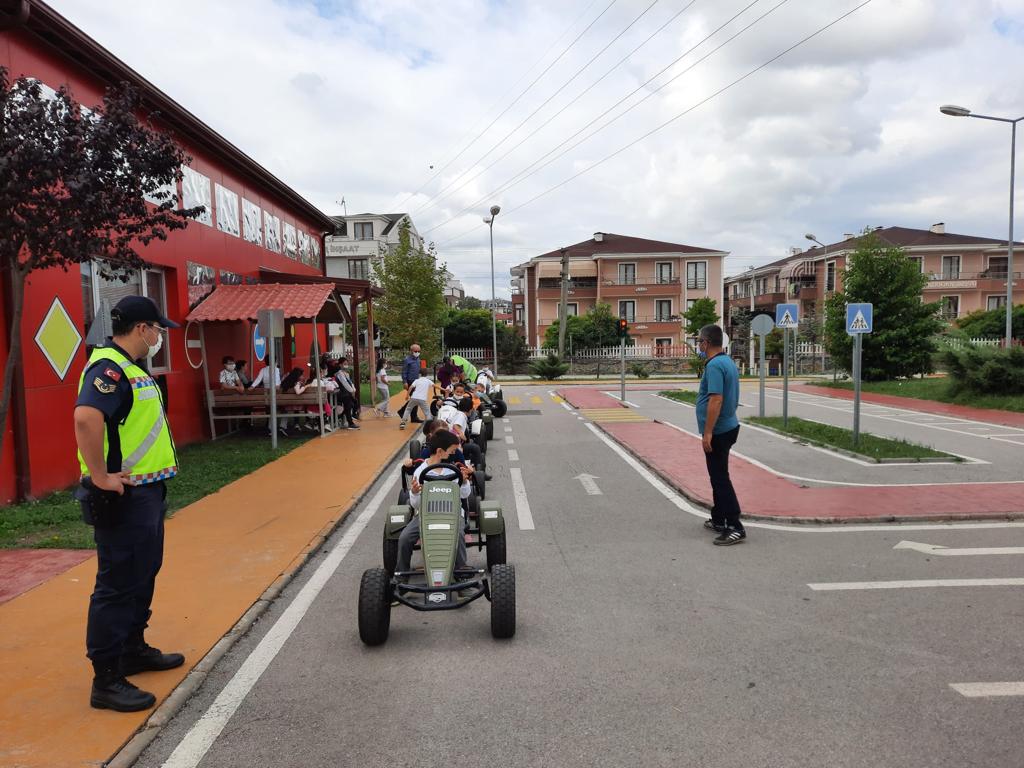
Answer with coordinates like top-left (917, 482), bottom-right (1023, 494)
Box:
top-left (483, 204), bottom-right (501, 374)
top-left (940, 103), bottom-right (1024, 347)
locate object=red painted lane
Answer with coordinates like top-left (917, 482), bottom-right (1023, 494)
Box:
top-left (557, 388), bottom-right (625, 409)
top-left (0, 549), bottom-right (94, 604)
top-left (794, 384), bottom-right (1024, 429)
top-left (600, 421), bottom-right (1024, 522)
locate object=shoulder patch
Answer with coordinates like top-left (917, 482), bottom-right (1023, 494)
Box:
top-left (103, 367), bottom-right (122, 382)
top-left (93, 377), bottom-right (117, 394)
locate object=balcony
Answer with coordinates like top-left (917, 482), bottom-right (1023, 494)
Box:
top-left (619, 315), bottom-right (683, 331)
top-left (751, 291), bottom-right (786, 308)
top-left (922, 271), bottom-right (1021, 291)
top-left (601, 277), bottom-right (683, 297)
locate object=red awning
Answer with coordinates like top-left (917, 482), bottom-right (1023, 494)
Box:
top-left (185, 283), bottom-right (345, 323)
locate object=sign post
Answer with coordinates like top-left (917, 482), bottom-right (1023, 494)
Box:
top-left (258, 308), bottom-right (286, 449)
top-left (620, 334), bottom-right (626, 403)
top-left (775, 303), bottom-right (799, 428)
top-left (751, 314), bottom-right (775, 418)
top-left (846, 303), bottom-right (873, 446)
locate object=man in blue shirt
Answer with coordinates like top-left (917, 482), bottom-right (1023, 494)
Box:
top-left (398, 343), bottom-right (425, 425)
top-left (695, 324), bottom-right (745, 545)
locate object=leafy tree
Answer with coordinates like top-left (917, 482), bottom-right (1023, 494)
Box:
top-left (955, 304), bottom-right (1024, 339)
top-left (823, 231), bottom-right (944, 381)
top-left (371, 220), bottom-right (448, 362)
top-left (528, 353), bottom-right (568, 380)
top-left (456, 295), bottom-right (483, 310)
top-left (728, 307), bottom-right (752, 363)
top-left (0, 71), bottom-right (200, 467)
top-left (683, 297), bottom-right (719, 337)
top-left (943, 344), bottom-right (1024, 395)
top-left (443, 308), bottom-right (494, 347)
top-left (543, 302), bottom-right (625, 349)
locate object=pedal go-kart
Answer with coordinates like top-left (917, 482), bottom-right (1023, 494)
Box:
top-left (361, 462), bottom-right (515, 644)
top-left (400, 441), bottom-right (486, 502)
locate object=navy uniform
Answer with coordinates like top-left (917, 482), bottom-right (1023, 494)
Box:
top-left (75, 296), bottom-right (184, 712)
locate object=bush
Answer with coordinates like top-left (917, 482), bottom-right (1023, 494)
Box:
top-left (629, 362), bottom-right (650, 379)
top-left (528, 353), bottom-right (569, 380)
top-left (942, 344), bottom-right (1024, 396)
top-left (689, 354), bottom-right (707, 378)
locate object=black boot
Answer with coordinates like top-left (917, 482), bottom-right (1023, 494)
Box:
top-left (91, 666), bottom-right (156, 712)
top-left (120, 643), bottom-right (185, 676)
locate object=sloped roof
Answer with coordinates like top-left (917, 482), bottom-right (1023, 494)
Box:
top-left (186, 283), bottom-right (343, 323)
top-left (534, 232), bottom-right (725, 260)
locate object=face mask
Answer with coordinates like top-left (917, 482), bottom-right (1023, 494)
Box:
top-left (226, 363), bottom-right (236, 371)
top-left (413, 352), bottom-right (420, 358)
top-left (144, 327), bottom-right (163, 358)
top-left (697, 350), bottom-right (708, 360)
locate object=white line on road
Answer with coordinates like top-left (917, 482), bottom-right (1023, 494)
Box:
top-left (894, 540), bottom-right (1024, 556)
top-left (504, 435), bottom-right (515, 445)
top-left (507, 449), bottom-right (519, 461)
top-left (161, 460), bottom-right (400, 768)
top-left (808, 578), bottom-right (1024, 591)
top-left (950, 682), bottom-right (1024, 698)
top-left (560, 401), bottom-right (574, 412)
top-left (509, 467), bottom-right (535, 531)
top-left (574, 473), bottom-right (602, 495)
top-left (585, 423), bottom-right (1024, 534)
top-left (504, 426), bottom-right (513, 433)
top-left (502, 418), bottom-right (510, 424)
top-left (603, 392), bottom-right (639, 407)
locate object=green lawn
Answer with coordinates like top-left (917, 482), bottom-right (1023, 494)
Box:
top-left (814, 377), bottom-right (1024, 414)
top-left (659, 389), bottom-right (698, 404)
top-left (746, 416), bottom-right (956, 461)
top-left (360, 380), bottom-right (405, 406)
top-left (0, 433), bottom-right (311, 550)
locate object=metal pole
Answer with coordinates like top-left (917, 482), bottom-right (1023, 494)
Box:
top-left (489, 219), bottom-right (499, 374)
top-left (557, 248), bottom-right (569, 359)
top-left (759, 332), bottom-right (766, 418)
top-left (199, 323), bottom-right (215, 440)
top-left (313, 319), bottom-right (325, 437)
top-left (1007, 120), bottom-right (1016, 348)
top-left (269, 333), bottom-right (277, 450)
top-left (782, 329), bottom-right (789, 428)
top-left (620, 334), bottom-right (626, 403)
top-left (853, 332), bottom-right (862, 445)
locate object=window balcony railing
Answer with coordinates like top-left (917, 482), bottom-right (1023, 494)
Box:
top-left (925, 271), bottom-right (1022, 281)
top-left (619, 315), bottom-right (683, 324)
top-left (603, 277), bottom-right (681, 286)
top-left (538, 277), bottom-right (597, 289)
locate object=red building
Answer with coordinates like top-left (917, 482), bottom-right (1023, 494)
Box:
top-left (0, 2), bottom-right (343, 502)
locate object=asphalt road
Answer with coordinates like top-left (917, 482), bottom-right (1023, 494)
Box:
top-left (135, 385), bottom-right (1024, 768)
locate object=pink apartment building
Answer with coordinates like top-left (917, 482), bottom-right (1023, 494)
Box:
top-left (510, 232), bottom-right (727, 351)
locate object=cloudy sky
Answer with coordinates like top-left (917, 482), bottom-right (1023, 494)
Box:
top-left (53, 0), bottom-right (1024, 298)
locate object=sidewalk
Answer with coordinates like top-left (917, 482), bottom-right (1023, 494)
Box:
top-left (0, 395), bottom-right (411, 768)
top-left (597, 420), bottom-right (1024, 523)
top-left (794, 383), bottom-right (1024, 428)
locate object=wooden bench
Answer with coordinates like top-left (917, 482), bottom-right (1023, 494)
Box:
top-left (207, 389), bottom-right (340, 437)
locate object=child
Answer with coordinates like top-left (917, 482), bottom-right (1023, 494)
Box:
top-left (219, 355), bottom-right (245, 393)
top-left (374, 360), bottom-right (392, 417)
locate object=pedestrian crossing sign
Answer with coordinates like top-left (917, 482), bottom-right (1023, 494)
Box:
top-left (846, 303), bottom-right (873, 335)
top-left (775, 303), bottom-right (799, 329)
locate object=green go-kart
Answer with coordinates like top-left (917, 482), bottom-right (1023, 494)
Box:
top-left (360, 462), bottom-right (515, 645)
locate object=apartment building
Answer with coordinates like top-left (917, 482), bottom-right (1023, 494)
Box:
top-left (325, 213), bottom-right (422, 282)
top-left (511, 232), bottom-right (727, 349)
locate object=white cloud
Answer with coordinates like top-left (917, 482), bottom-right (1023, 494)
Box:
top-left (49, 0), bottom-right (1024, 293)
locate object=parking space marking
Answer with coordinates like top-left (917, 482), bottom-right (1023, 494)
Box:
top-left (950, 682), bottom-right (1024, 698)
top-left (894, 540), bottom-right (1024, 556)
top-left (509, 467), bottom-right (535, 531)
top-left (160, 460), bottom-right (400, 768)
top-left (507, 449), bottom-right (519, 462)
top-left (808, 578), bottom-right (1024, 591)
top-left (504, 435), bottom-right (515, 445)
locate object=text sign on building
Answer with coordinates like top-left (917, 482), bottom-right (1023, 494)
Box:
top-left (846, 303), bottom-right (873, 335)
top-left (775, 303), bottom-right (799, 329)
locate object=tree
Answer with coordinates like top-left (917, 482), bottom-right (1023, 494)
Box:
top-left (0, 71), bottom-right (200, 465)
top-left (728, 307), bottom-right (752, 362)
top-left (543, 302), bottom-right (624, 349)
top-left (955, 304), bottom-right (1024, 339)
top-left (371, 221), bottom-right (448, 362)
top-left (528, 353), bottom-right (568, 380)
top-left (456, 295), bottom-right (483, 310)
top-left (683, 297), bottom-right (719, 338)
top-left (823, 230), bottom-right (944, 381)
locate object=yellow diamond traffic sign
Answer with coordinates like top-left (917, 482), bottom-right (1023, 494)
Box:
top-left (34, 297), bottom-right (82, 380)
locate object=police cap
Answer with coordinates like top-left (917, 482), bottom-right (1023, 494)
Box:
top-left (111, 296), bottom-right (179, 329)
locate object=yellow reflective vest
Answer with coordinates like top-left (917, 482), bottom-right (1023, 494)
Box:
top-left (77, 346), bottom-right (178, 485)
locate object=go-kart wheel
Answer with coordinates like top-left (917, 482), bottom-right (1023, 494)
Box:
top-left (430, 400), bottom-right (440, 418)
top-left (408, 439), bottom-right (422, 461)
top-left (492, 390), bottom-right (503, 402)
top-left (486, 532), bottom-right (506, 570)
top-left (485, 420), bottom-right (494, 441)
top-left (491, 399), bottom-right (506, 417)
top-left (382, 533), bottom-right (398, 574)
top-left (475, 431), bottom-right (487, 455)
top-left (489, 564), bottom-right (515, 639)
top-left (474, 471), bottom-right (486, 500)
top-left (397, 488), bottom-right (409, 506)
top-left (467, 489), bottom-right (481, 516)
top-left (358, 568), bottom-right (391, 646)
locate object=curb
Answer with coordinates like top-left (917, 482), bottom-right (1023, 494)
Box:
top-left (105, 430), bottom-right (418, 768)
top-left (590, 422), bottom-right (1024, 526)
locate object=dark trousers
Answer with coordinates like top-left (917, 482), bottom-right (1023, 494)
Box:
top-left (704, 426), bottom-right (743, 532)
top-left (462, 440), bottom-right (486, 472)
top-left (340, 392), bottom-right (359, 426)
top-left (86, 483), bottom-right (167, 670)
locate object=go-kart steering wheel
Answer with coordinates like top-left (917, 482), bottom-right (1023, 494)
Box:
top-left (420, 462), bottom-right (463, 483)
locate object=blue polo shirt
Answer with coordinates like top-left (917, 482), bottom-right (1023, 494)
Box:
top-left (696, 353), bottom-right (740, 435)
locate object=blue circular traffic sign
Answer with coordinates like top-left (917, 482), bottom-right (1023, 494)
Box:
top-left (254, 325), bottom-right (267, 361)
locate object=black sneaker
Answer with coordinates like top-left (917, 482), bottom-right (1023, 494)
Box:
top-left (90, 671), bottom-right (156, 712)
top-left (713, 529), bottom-right (746, 546)
top-left (120, 644), bottom-right (185, 676)
top-left (703, 519), bottom-right (726, 533)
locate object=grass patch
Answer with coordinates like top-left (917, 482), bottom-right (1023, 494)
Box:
top-left (746, 416), bottom-right (956, 462)
top-left (659, 389), bottom-right (698, 404)
top-left (813, 377), bottom-right (1024, 414)
top-left (360, 380), bottom-right (404, 406)
top-left (0, 433), bottom-right (312, 550)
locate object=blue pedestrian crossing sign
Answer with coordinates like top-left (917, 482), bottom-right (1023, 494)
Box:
top-left (775, 303), bottom-right (799, 329)
top-left (846, 303), bottom-right (873, 335)
top-left (253, 324), bottom-right (267, 361)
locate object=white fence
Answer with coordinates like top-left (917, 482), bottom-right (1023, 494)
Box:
top-left (445, 344), bottom-right (696, 360)
top-left (938, 337), bottom-right (1004, 349)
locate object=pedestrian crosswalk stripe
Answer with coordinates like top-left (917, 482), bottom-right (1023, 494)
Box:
top-left (530, 396), bottom-right (543, 404)
top-left (579, 408), bottom-right (650, 423)
top-left (551, 395), bottom-right (563, 403)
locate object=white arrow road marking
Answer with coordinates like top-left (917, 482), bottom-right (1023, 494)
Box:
top-left (574, 473), bottom-right (602, 495)
top-left (950, 682), bottom-right (1024, 698)
top-left (509, 467), bottom-right (535, 531)
top-left (809, 578), bottom-right (1024, 591)
top-left (894, 540), bottom-right (1024, 556)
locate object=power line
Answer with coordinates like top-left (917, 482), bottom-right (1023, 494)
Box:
top-left (424, 0), bottom-right (771, 237)
top-left (411, 0), bottom-right (663, 217)
top-left (438, 0), bottom-right (876, 248)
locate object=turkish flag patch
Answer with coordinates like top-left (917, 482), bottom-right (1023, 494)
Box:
top-left (104, 367), bottom-right (122, 382)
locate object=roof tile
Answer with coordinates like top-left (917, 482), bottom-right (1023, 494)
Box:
top-left (185, 283), bottom-right (336, 322)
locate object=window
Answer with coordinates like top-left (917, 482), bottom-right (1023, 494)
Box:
top-left (284, 223), bottom-right (298, 259)
top-left (686, 261), bottom-right (707, 290)
top-left (242, 198), bottom-right (262, 245)
top-left (686, 299), bottom-right (697, 311)
top-left (988, 256), bottom-right (1008, 277)
top-left (354, 222), bottom-right (374, 240)
top-left (774, 275), bottom-right (780, 292)
top-left (825, 261), bottom-right (836, 292)
top-left (655, 338), bottom-right (673, 356)
top-left (908, 256), bottom-right (923, 273)
top-left (941, 295), bottom-right (960, 319)
top-left (732, 284), bottom-right (740, 298)
top-left (180, 166), bottom-right (212, 226)
top-left (264, 213), bottom-right (281, 253)
top-left (514, 306), bottom-right (524, 324)
top-left (215, 183), bottom-right (240, 237)
top-left (656, 262), bottom-right (673, 284)
top-left (348, 259), bottom-right (370, 280)
top-left (85, 264), bottom-right (171, 372)
top-left (618, 300), bottom-right (635, 322)
top-left (941, 255), bottom-right (960, 280)
top-left (559, 302), bottom-right (578, 317)
top-left (655, 300), bottom-right (672, 321)
top-left (618, 263), bottom-right (636, 285)
top-left (988, 295), bottom-right (1007, 310)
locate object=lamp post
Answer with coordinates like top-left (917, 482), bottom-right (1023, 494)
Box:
top-left (483, 204), bottom-right (501, 374)
top-left (940, 104), bottom-right (1023, 347)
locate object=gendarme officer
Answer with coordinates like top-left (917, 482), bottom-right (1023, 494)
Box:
top-left (74, 296), bottom-right (184, 712)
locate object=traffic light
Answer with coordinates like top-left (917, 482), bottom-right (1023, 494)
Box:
top-left (617, 318), bottom-right (629, 338)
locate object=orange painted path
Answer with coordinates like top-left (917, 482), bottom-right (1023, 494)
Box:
top-left (0, 397), bottom-right (410, 768)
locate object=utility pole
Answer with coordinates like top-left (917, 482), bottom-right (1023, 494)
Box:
top-left (557, 247), bottom-right (569, 359)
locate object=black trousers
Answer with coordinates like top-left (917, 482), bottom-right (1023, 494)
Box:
top-left (340, 392), bottom-right (359, 426)
top-left (462, 440), bottom-right (486, 471)
top-left (704, 426), bottom-right (743, 532)
top-left (86, 482), bottom-right (167, 670)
